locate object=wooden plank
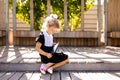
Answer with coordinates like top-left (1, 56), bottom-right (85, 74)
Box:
top-left (9, 72), bottom-right (23, 80)
top-left (0, 73), bottom-right (5, 78)
top-left (97, 72), bottom-right (114, 80)
top-left (0, 72), bottom-right (15, 80)
top-left (20, 58), bottom-right (30, 63)
top-left (70, 72), bottom-right (81, 80)
top-left (40, 74), bottom-right (50, 80)
top-left (13, 31), bottom-right (99, 46)
top-left (5, 0), bottom-right (9, 45)
top-left (54, 31), bottom-right (98, 38)
top-left (1, 72), bottom-right (120, 80)
top-left (47, 0), bottom-right (51, 15)
top-left (0, 31), bottom-right (2, 37)
top-left (2, 46), bottom-right (120, 63)
top-left (19, 72), bottom-right (33, 80)
top-left (107, 0), bottom-right (120, 32)
top-left (51, 72), bottom-right (60, 80)
top-left (84, 14), bottom-right (97, 19)
top-left (0, 46), bottom-right (6, 57)
top-left (84, 19), bottom-right (98, 23)
top-left (106, 72), bottom-right (120, 80)
top-left (97, 0), bottom-right (101, 46)
top-left (87, 72), bottom-right (105, 80)
top-left (79, 72), bottom-right (92, 80)
top-left (61, 72), bottom-right (71, 80)
top-left (104, 0), bottom-right (108, 46)
top-left (64, 0), bottom-right (68, 31)
top-left (0, 48), bottom-right (29, 63)
top-left (30, 0), bottom-right (34, 30)
top-left (12, 0), bottom-right (16, 30)
top-left (110, 32), bottom-right (120, 38)
top-left (13, 52), bottom-right (39, 63)
top-left (81, 0), bottom-right (84, 31)
top-left (29, 72), bottom-right (41, 80)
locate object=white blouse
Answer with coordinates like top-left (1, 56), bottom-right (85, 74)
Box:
top-left (42, 31), bottom-right (53, 47)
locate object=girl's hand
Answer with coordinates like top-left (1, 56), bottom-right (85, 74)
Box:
top-left (46, 53), bottom-right (52, 58)
top-left (53, 42), bottom-right (56, 46)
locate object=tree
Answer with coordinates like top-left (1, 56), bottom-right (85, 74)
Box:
top-left (11, 0), bottom-right (95, 30)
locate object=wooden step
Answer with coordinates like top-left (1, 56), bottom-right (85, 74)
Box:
top-left (1, 71), bottom-right (120, 80)
top-left (0, 46), bottom-right (120, 72)
top-left (0, 62), bottom-right (120, 72)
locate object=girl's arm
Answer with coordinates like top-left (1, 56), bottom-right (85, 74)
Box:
top-left (35, 42), bottom-right (52, 58)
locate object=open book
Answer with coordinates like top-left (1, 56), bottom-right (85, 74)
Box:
top-left (52, 42), bottom-right (59, 53)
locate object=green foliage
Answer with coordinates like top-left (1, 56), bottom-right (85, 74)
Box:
top-left (67, 0), bottom-right (95, 31)
top-left (67, 0), bottom-right (81, 31)
top-left (9, 0), bottom-right (12, 8)
top-left (12, 0), bottom-right (95, 31)
top-left (16, 0), bottom-right (30, 26)
top-left (33, 0), bottom-right (47, 30)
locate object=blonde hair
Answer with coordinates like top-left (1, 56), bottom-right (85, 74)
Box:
top-left (42, 14), bottom-right (60, 29)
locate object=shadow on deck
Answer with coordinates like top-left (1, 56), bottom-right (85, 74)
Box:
top-left (0, 46), bottom-right (120, 72)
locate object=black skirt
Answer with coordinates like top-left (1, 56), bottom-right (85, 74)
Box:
top-left (40, 52), bottom-right (68, 64)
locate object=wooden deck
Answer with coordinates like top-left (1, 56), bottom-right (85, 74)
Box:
top-left (1, 71), bottom-right (120, 80)
top-left (0, 46), bottom-right (120, 64)
top-left (1, 46), bottom-right (120, 79)
top-left (0, 46), bottom-right (120, 71)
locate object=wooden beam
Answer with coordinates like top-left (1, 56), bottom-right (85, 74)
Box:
top-left (64, 0), bottom-right (68, 31)
top-left (104, 0), bottom-right (108, 46)
top-left (12, 0), bottom-right (16, 31)
top-left (12, 0), bottom-right (16, 45)
top-left (97, 0), bottom-right (101, 46)
top-left (81, 0), bottom-right (84, 31)
top-left (47, 0), bottom-right (51, 15)
top-left (5, 0), bottom-right (9, 45)
top-left (30, 0), bottom-right (34, 30)
top-left (0, 0), bottom-right (4, 30)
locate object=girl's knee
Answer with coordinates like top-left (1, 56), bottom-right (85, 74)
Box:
top-left (65, 57), bottom-right (69, 63)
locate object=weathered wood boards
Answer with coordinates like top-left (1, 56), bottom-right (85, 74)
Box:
top-left (0, 30), bottom-right (6, 46)
top-left (13, 31), bottom-right (99, 46)
top-left (107, 0), bottom-right (120, 46)
top-left (1, 72), bottom-right (120, 80)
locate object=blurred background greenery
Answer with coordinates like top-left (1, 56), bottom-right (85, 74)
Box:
top-left (9, 0), bottom-right (95, 31)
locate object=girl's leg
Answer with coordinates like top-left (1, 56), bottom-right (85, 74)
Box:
top-left (45, 63), bottom-right (54, 69)
top-left (44, 63), bottom-right (55, 74)
top-left (40, 63), bottom-right (54, 74)
top-left (51, 58), bottom-right (69, 69)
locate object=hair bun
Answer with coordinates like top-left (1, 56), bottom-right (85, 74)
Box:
top-left (49, 14), bottom-right (58, 19)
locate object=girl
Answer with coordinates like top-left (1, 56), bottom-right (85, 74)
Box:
top-left (35, 14), bottom-right (69, 74)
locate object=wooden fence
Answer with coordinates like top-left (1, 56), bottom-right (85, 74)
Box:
top-left (107, 0), bottom-right (120, 46)
top-left (12, 0), bottom-right (101, 47)
top-left (14, 31), bottom-right (99, 47)
top-left (0, 30), bottom-right (6, 46)
top-left (0, 0), bottom-right (103, 46)
top-left (1, 0), bottom-right (120, 46)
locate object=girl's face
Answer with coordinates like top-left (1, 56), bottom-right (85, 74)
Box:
top-left (47, 26), bottom-right (59, 35)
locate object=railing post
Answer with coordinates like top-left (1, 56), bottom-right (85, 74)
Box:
top-left (12, 0), bottom-right (16, 45)
top-left (47, 0), bottom-right (51, 15)
top-left (30, 0), bottom-right (34, 30)
top-left (97, 0), bottom-right (102, 46)
top-left (5, 0), bottom-right (9, 45)
top-left (81, 0), bottom-right (84, 31)
top-left (64, 0), bottom-right (68, 31)
top-left (104, 0), bottom-right (108, 46)
top-left (12, 0), bottom-right (16, 31)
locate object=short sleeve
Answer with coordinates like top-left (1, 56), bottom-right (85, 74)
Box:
top-left (35, 34), bottom-right (44, 44)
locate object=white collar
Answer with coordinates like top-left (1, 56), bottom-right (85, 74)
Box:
top-left (42, 31), bottom-right (53, 46)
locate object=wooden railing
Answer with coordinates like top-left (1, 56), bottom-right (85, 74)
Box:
top-left (14, 31), bottom-right (99, 47)
top-left (108, 31), bottom-right (120, 46)
top-left (0, 30), bottom-right (6, 46)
